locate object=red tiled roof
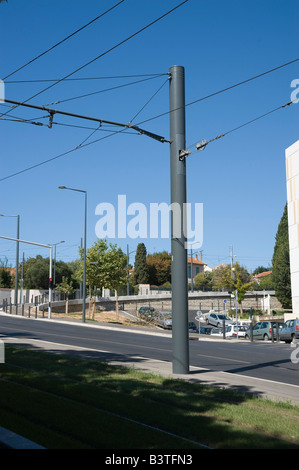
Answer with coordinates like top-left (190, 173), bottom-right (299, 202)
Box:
top-left (187, 257), bottom-right (206, 266)
top-left (255, 270), bottom-right (272, 278)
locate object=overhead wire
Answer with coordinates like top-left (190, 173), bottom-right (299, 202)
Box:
top-left (5, 73), bottom-right (169, 84)
top-left (1, 0), bottom-right (127, 81)
top-left (0, 99), bottom-right (296, 183)
top-left (0, 124), bottom-right (140, 183)
top-left (0, 0), bottom-right (191, 119)
top-left (43, 74), bottom-right (167, 106)
top-left (129, 76), bottom-right (170, 125)
top-left (135, 57), bottom-right (299, 127)
top-left (186, 99), bottom-right (296, 154)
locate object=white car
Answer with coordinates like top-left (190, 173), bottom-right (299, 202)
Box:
top-left (205, 312), bottom-right (233, 328)
top-left (225, 324), bottom-right (248, 339)
top-left (232, 320), bottom-right (251, 327)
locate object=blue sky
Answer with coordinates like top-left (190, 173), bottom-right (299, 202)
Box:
top-left (0, 0), bottom-right (298, 272)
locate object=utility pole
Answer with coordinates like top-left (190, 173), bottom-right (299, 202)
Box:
top-left (169, 65), bottom-right (189, 375)
top-left (0, 236), bottom-right (53, 318)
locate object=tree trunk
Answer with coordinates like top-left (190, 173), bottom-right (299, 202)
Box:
top-left (66, 297), bottom-right (69, 315)
top-left (115, 290), bottom-right (119, 321)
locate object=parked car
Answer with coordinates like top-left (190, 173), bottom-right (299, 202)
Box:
top-left (210, 327), bottom-right (223, 336)
top-left (157, 313), bottom-right (172, 329)
top-left (138, 306), bottom-right (156, 317)
top-left (199, 326), bottom-right (213, 335)
top-left (279, 319), bottom-right (299, 343)
top-left (188, 322), bottom-right (198, 333)
top-left (244, 321), bottom-right (283, 341)
top-left (225, 324), bottom-right (248, 339)
top-left (205, 312), bottom-right (233, 328)
top-left (232, 320), bottom-right (251, 327)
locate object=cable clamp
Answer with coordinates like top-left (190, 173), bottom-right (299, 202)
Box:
top-left (196, 139), bottom-right (207, 151)
top-left (48, 111), bottom-right (55, 128)
top-left (179, 149), bottom-right (191, 161)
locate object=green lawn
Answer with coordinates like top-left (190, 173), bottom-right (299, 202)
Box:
top-left (0, 345), bottom-right (299, 449)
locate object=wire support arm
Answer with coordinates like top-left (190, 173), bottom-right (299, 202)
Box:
top-left (2, 98), bottom-right (169, 143)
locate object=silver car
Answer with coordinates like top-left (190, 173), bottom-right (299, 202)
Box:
top-left (279, 319), bottom-right (299, 343)
top-left (157, 313), bottom-right (172, 329)
top-left (245, 321), bottom-right (283, 341)
top-left (205, 312), bottom-right (233, 328)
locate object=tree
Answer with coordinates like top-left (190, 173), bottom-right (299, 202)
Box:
top-left (146, 251), bottom-right (171, 286)
top-left (193, 271), bottom-right (213, 290)
top-left (23, 255), bottom-right (76, 290)
top-left (55, 276), bottom-right (76, 315)
top-left (252, 266), bottom-right (272, 275)
top-left (213, 262), bottom-right (253, 314)
top-left (77, 239), bottom-right (127, 319)
top-left (272, 204), bottom-right (292, 308)
top-left (0, 258), bottom-right (13, 288)
top-left (134, 243), bottom-right (149, 285)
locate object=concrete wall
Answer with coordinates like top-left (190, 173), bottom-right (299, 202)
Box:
top-left (286, 140), bottom-right (299, 315)
top-left (48, 291), bottom-right (282, 314)
top-left (0, 288), bottom-right (48, 306)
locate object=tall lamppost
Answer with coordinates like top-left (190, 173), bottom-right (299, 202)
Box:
top-left (52, 240), bottom-right (65, 300)
top-left (59, 186), bottom-right (87, 322)
top-left (0, 214), bottom-right (20, 308)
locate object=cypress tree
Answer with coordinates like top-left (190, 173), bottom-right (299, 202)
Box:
top-left (272, 204), bottom-right (292, 309)
top-left (134, 243), bottom-right (149, 284)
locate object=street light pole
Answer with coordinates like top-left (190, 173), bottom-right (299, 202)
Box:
top-left (0, 236), bottom-right (52, 318)
top-left (0, 214), bottom-right (20, 309)
top-left (59, 186), bottom-right (87, 323)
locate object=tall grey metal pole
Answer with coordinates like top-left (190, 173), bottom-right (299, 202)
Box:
top-left (58, 186), bottom-right (87, 323)
top-left (127, 244), bottom-right (130, 296)
top-left (14, 215), bottom-right (20, 308)
top-left (49, 246), bottom-right (53, 319)
top-left (83, 191), bottom-right (87, 323)
top-left (20, 252), bottom-right (24, 305)
top-left (169, 65), bottom-right (189, 374)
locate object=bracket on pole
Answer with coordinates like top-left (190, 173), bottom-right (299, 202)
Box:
top-left (179, 149), bottom-right (191, 161)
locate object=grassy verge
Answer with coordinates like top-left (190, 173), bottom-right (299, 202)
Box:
top-left (0, 346), bottom-right (299, 449)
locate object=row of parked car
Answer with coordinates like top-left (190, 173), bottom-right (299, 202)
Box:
top-left (138, 307), bottom-right (197, 332)
top-left (205, 311), bottom-right (299, 343)
top-left (138, 307), bottom-right (299, 343)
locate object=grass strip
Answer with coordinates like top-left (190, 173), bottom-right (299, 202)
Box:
top-left (0, 346), bottom-right (298, 449)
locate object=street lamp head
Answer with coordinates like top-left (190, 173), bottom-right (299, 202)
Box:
top-left (58, 186), bottom-right (66, 189)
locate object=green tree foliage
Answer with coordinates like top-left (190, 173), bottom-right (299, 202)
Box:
top-left (193, 271), bottom-right (213, 290)
top-left (212, 262), bottom-right (253, 313)
top-left (146, 251), bottom-right (171, 286)
top-left (23, 255), bottom-right (77, 290)
top-left (77, 239), bottom-right (127, 318)
top-left (55, 276), bottom-right (76, 314)
top-left (134, 243), bottom-right (149, 285)
top-left (0, 258), bottom-right (13, 288)
top-left (272, 204), bottom-right (292, 308)
top-left (252, 266), bottom-right (272, 275)
top-left (78, 239), bottom-right (127, 292)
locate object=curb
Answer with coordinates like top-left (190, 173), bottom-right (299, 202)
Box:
top-left (0, 426), bottom-right (45, 449)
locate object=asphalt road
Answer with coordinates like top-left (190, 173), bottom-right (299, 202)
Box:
top-left (0, 313), bottom-right (298, 389)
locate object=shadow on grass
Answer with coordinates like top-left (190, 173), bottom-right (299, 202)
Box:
top-left (1, 343), bottom-right (299, 450)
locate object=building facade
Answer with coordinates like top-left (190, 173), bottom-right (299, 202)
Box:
top-left (286, 140), bottom-right (299, 315)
